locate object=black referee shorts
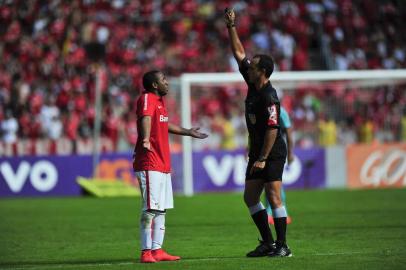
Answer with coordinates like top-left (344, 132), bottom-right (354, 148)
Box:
top-left (245, 158), bottom-right (286, 182)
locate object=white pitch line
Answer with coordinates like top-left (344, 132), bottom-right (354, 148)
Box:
top-left (312, 251), bottom-right (369, 256)
top-left (0, 251), bottom-right (385, 270)
top-left (0, 261), bottom-right (135, 270)
top-left (0, 258), bottom-right (223, 270)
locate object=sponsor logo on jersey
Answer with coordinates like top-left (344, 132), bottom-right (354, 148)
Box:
top-left (159, 115), bottom-right (169, 122)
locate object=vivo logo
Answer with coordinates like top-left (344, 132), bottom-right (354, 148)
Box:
top-left (202, 154), bottom-right (302, 187)
top-left (0, 161), bottom-right (58, 193)
top-left (203, 155), bottom-right (246, 186)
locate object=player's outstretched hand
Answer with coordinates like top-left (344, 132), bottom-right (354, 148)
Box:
top-left (188, 127), bottom-right (208, 139)
top-left (224, 7), bottom-right (235, 26)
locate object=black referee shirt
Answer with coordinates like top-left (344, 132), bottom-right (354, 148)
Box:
top-left (239, 58), bottom-right (287, 160)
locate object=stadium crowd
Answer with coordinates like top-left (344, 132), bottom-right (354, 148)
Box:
top-left (0, 0), bottom-right (405, 154)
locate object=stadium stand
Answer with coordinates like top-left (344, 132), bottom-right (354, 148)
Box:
top-left (0, 0), bottom-right (405, 154)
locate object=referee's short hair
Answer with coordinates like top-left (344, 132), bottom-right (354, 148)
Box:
top-left (143, 70), bottom-right (161, 91)
top-left (254, 54), bottom-right (274, 78)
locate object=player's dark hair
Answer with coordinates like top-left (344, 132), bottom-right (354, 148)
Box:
top-left (142, 70), bottom-right (161, 91)
top-left (254, 54), bottom-right (274, 78)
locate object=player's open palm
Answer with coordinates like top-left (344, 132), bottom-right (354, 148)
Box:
top-left (189, 127), bottom-right (208, 139)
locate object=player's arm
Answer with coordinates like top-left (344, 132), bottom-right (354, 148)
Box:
top-left (168, 123), bottom-right (208, 139)
top-left (140, 116), bottom-right (152, 150)
top-left (250, 128), bottom-right (277, 175)
top-left (250, 99), bottom-right (281, 174)
top-left (259, 128), bottom-right (278, 161)
top-left (224, 8), bottom-right (246, 65)
top-left (286, 127), bottom-right (294, 165)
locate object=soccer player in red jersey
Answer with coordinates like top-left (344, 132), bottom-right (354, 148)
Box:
top-left (133, 70), bottom-right (208, 263)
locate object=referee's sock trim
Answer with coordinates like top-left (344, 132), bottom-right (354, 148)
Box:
top-left (272, 206), bottom-right (287, 218)
top-left (249, 202), bottom-right (265, 215)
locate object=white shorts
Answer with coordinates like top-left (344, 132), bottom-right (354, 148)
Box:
top-left (135, 171), bottom-right (174, 211)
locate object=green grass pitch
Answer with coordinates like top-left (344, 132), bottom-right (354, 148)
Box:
top-left (1, 189), bottom-right (406, 270)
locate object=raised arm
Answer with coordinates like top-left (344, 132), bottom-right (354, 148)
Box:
top-left (224, 8), bottom-right (246, 65)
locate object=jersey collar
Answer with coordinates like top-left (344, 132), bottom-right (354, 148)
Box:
top-left (257, 80), bottom-right (271, 92)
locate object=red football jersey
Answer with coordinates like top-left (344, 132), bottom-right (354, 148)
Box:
top-left (133, 92), bottom-right (171, 173)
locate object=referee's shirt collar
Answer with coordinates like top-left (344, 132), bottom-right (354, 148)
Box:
top-left (258, 80), bottom-right (271, 91)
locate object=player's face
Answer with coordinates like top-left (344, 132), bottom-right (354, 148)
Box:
top-left (248, 57), bottom-right (262, 82)
top-left (155, 72), bottom-right (169, 96)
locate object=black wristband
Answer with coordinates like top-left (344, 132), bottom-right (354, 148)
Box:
top-left (258, 156), bottom-right (267, 162)
top-left (227, 23), bottom-right (235, 28)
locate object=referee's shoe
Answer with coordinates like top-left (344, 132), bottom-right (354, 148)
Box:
top-left (269, 242), bottom-right (292, 257)
top-left (246, 241), bottom-right (276, 257)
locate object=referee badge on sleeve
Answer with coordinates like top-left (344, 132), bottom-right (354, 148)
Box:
top-left (248, 114), bottom-right (256, 124)
top-left (267, 105), bottom-right (278, 126)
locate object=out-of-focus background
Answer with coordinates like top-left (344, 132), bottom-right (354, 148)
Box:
top-left (0, 0), bottom-right (405, 196)
top-left (1, 1), bottom-right (406, 269)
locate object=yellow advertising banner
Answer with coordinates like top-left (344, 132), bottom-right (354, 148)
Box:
top-left (77, 177), bottom-right (140, 197)
top-left (347, 143), bottom-right (406, 188)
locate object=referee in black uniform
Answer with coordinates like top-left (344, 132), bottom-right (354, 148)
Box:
top-left (224, 8), bottom-right (292, 258)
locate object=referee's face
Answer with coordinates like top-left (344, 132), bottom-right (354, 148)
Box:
top-left (248, 57), bottom-right (262, 83)
top-left (156, 72), bottom-right (169, 96)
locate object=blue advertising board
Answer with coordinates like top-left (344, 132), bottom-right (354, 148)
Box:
top-left (0, 148), bottom-right (326, 197)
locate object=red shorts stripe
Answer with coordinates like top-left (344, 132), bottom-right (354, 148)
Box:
top-left (146, 171), bottom-right (150, 209)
